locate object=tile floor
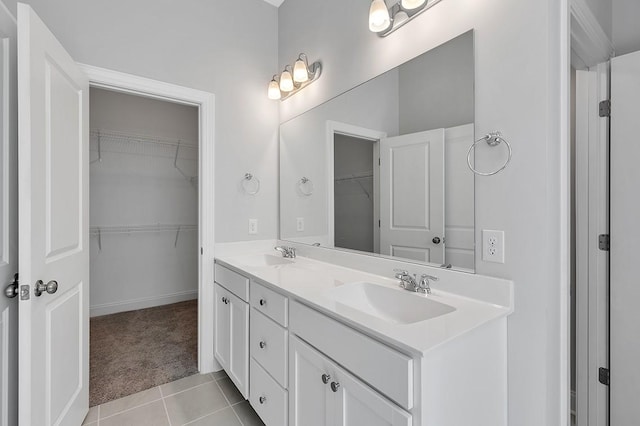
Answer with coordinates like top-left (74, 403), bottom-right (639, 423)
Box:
top-left (83, 371), bottom-right (264, 426)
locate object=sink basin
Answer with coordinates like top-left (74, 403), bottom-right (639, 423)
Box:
top-left (325, 282), bottom-right (455, 325)
top-left (235, 254), bottom-right (294, 267)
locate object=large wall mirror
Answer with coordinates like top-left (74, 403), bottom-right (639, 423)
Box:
top-left (280, 31), bottom-right (475, 272)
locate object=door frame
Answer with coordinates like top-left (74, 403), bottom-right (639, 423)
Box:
top-left (571, 0), bottom-right (614, 424)
top-left (326, 120), bottom-right (385, 251)
top-left (77, 64), bottom-right (217, 373)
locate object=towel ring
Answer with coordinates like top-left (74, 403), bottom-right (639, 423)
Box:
top-left (467, 131), bottom-right (512, 176)
top-left (298, 177), bottom-right (314, 196)
top-left (242, 173), bottom-right (260, 195)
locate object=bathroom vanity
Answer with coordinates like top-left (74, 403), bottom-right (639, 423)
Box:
top-left (213, 245), bottom-right (513, 426)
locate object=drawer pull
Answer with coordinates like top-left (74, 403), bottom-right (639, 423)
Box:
top-left (330, 382), bottom-right (340, 392)
top-left (259, 298), bottom-right (267, 306)
top-left (259, 340), bottom-right (267, 349)
top-left (321, 374), bottom-right (331, 384)
top-left (259, 396), bottom-right (267, 404)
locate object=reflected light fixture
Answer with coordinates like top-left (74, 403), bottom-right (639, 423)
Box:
top-left (267, 53), bottom-right (322, 101)
top-left (369, 0), bottom-right (444, 37)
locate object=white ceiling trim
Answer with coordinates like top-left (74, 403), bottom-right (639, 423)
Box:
top-left (262, 0), bottom-right (285, 7)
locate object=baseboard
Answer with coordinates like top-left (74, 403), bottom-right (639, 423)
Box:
top-left (90, 290), bottom-right (198, 317)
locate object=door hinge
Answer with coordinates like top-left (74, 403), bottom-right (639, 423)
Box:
top-left (378, 158), bottom-right (381, 166)
top-left (599, 100), bottom-right (611, 117)
top-left (599, 367), bottom-right (610, 386)
top-left (598, 234), bottom-right (610, 251)
top-left (378, 220), bottom-right (381, 228)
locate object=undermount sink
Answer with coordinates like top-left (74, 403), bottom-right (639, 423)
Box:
top-left (325, 281), bottom-right (456, 325)
top-left (235, 254), bottom-right (294, 267)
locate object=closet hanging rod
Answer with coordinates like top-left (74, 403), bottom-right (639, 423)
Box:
top-left (334, 171), bottom-right (374, 183)
top-left (89, 224), bottom-right (197, 236)
top-left (90, 129), bottom-right (198, 150)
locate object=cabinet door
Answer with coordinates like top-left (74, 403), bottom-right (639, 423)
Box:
top-left (228, 291), bottom-right (249, 399)
top-left (334, 367), bottom-right (412, 426)
top-left (290, 336), bottom-right (333, 426)
top-left (214, 283), bottom-right (230, 369)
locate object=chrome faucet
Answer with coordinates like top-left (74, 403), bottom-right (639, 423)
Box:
top-left (394, 269), bottom-right (438, 295)
top-left (274, 246), bottom-right (296, 258)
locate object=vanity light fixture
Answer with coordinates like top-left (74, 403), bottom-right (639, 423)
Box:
top-left (267, 53), bottom-right (322, 101)
top-left (368, 0), bottom-right (444, 37)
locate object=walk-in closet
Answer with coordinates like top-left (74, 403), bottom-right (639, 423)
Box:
top-left (88, 88), bottom-right (200, 406)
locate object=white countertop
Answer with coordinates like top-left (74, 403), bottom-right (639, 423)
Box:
top-left (215, 249), bottom-right (513, 357)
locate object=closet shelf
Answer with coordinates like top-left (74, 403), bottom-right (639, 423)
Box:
top-left (90, 129), bottom-right (198, 185)
top-left (90, 224), bottom-right (197, 251)
top-left (334, 171), bottom-right (374, 183)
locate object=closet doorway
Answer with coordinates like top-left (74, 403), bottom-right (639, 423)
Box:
top-left (87, 87), bottom-right (200, 406)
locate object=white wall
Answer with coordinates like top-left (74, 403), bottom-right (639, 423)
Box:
top-left (6, 0), bottom-right (280, 243)
top-left (279, 1), bottom-right (567, 425)
top-left (89, 88), bottom-right (199, 315)
top-left (399, 30), bottom-right (474, 133)
top-left (613, 0), bottom-right (640, 56)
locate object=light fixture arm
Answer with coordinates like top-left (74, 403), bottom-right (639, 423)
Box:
top-left (371, 0), bottom-right (446, 37)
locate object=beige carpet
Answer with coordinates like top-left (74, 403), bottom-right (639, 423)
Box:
top-left (90, 300), bottom-right (198, 407)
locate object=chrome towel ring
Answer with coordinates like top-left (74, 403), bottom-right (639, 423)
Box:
top-left (242, 173), bottom-right (260, 195)
top-left (298, 177), bottom-right (314, 196)
top-left (467, 131), bottom-right (512, 176)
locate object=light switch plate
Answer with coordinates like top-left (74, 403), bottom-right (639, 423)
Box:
top-left (482, 229), bottom-right (505, 263)
top-left (296, 217), bottom-right (304, 232)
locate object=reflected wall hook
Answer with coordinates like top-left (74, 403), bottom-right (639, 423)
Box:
top-left (466, 131), bottom-right (512, 176)
top-left (242, 173), bottom-right (260, 195)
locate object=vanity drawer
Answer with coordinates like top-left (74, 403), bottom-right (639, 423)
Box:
top-left (250, 358), bottom-right (288, 426)
top-left (290, 301), bottom-right (414, 410)
top-left (251, 309), bottom-right (288, 388)
top-left (214, 263), bottom-right (249, 302)
top-left (250, 281), bottom-right (288, 327)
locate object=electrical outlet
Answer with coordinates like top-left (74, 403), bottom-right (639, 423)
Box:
top-left (483, 229), bottom-right (505, 263)
top-left (248, 219), bottom-right (258, 235)
top-left (296, 217), bottom-right (304, 232)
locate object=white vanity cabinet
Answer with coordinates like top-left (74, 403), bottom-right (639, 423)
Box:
top-left (290, 335), bottom-right (412, 426)
top-left (214, 263), bottom-right (250, 399)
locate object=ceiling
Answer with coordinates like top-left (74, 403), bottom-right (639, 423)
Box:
top-left (262, 0), bottom-right (285, 7)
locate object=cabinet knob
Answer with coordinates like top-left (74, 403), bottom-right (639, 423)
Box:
top-left (259, 396), bottom-right (267, 404)
top-left (259, 341), bottom-right (266, 349)
top-left (221, 297), bottom-right (229, 304)
top-left (321, 374), bottom-right (331, 384)
top-left (259, 298), bottom-right (267, 306)
top-left (330, 382), bottom-right (340, 392)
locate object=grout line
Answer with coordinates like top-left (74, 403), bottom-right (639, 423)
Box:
top-left (98, 398), bottom-right (163, 421)
top-left (182, 404), bottom-right (237, 425)
top-left (215, 379), bottom-right (245, 426)
top-left (161, 378), bottom-right (216, 398)
top-left (159, 385), bottom-right (173, 426)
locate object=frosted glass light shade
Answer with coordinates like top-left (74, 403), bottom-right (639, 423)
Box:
top-left (369, 0), bottom-right (391, 32)
top-left (268, 79), bottom-right (281, 100)
top-left (280, 70), bottom-right (294, 92)
top-left (293, 59), bottom-right (309, 83)
top-left (401, 0), bottom-right (426, 10)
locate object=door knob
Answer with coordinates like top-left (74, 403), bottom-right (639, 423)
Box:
top-left (330, 381), bottom-right (340, 392)
top-left (34, 280), bottom-right (58, 297)
top-left (432, 237), bottom-right (441, 244)
top-left (4, 273), bottom-right (18, 298)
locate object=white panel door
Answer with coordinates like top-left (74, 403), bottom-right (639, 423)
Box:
top-left (610, 49), bottom-right (640, 425)
top-left (17, 4), bottom-right (89, 426)
top-left (0, 5), bottom-right (17, 426)
top-left (289, 336), bottom-right (333, 426)
top-left (214, 283), bottom-right (230, 369)
top-left (227, 291), bottom-right (248, 399)
top-left (380, 129), bottom-right (445, 264)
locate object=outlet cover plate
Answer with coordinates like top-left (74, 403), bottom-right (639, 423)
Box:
top-left (482, 229), bottom-right (505, 263)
